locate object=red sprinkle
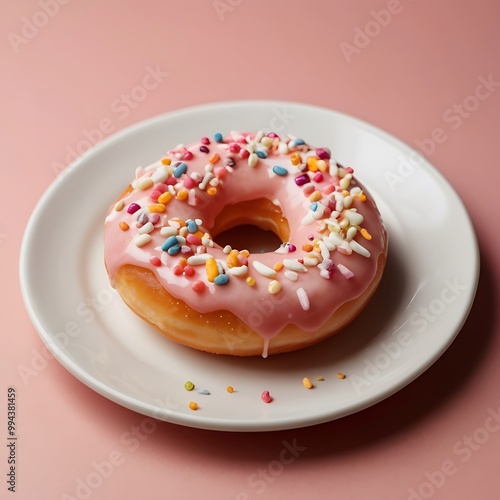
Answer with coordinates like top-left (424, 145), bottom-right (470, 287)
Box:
top-left (313, 173), bottom-right (324, 183)
top-left (127, 203), bottom-right (140, 214)
top-left (192, 281), bottom-right (206, 293)
top-left (261, 391), bottom-right (273, 403)
top-left (240, 149), bottom-right (250, 159)
top-left (183, 177), bottom-right (197, 189)
top-left (184, 265), bottom-right (195, 277)
top-left (201, 137), bottom-right (210, 145)
top-left (345, 167), bottom-right (354, 173)
top-left (149, 190), bottom-right (161, 202)
top-left (229, 143), bottom-right (241, 153)
top-left (182, 151), bottom-right (194, 161)
top-left (173, 265), bottom-right (184, 276)
top-left (149, 256), bottom-right (161, 267)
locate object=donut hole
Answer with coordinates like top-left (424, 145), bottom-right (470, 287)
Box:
top-left (211, 198), bottom-right (290, 253)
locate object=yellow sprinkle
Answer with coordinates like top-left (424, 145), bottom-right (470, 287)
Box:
top-left (316, 376), bottom-right (325, 381)
top-left (206, 186), bottom-right (218, 196)
top-left (189, 401), bottom-right (198, 411)
top-left (273, 262), bottom-right (284, 272)
top-left (209, 153), bottom-right (220, 164)
top-left (148, 204), bottom-right (166, 213)
top-left (357, 193), bottom-right (367, 202)
top-left (137, 177), bottom-right (154, 190)
top-left (309, 191), bottom-right (322, 202)
top-left (119, 222), bottom-right (129, 231)
top-left (227, 250), bottom-right (240, 268)
top-left (226, 386), bottom-right (234, 393)
top-left (246, 276), bottom-right (256, 286)
top-left (360, 228), bottom-right (372, 240)
top-left (268, 280), bottom-right (281, 294)
top-left (313, 245), bottom-right (321, 253)
top-left (303, 377), bottom-right (314, 389)
top-left (336, 372), bottom-right (346, 380)
top-left (240, 249), bottom-right (250, 258)
top-left (317, 159), bottom-right (327, 172)
top-left (114, 200), bottom-right (124, 211)
top-left (158, 191), bottom-right (173, 204)
top-left (290, 153), bottom-right (302, 166)
top-left (205, 257), bottom-right (219, 282)
top-left (307, 156), bottom-right (319, 172)
top-left (176, 189), bottom-right (188, 201)
top-left (161, 157), bottom-right (171, 165)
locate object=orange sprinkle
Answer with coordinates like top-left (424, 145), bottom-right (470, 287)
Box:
top-left (188, 401), bottom-right (198, 411)
top-left (227, 250), bottom-right (240, 268)
top-left (336, 372), bottom-right (346, 380)
top-left (158, 191), bottom-right (173, 204)
top-left (307, 156), bottom-right (319, 172)
top-left (206, 186), bottom-right (218, 196)
top-left (119, 222), bottom-right (129, 231)
top-left (208, 153), bottom-right (220, 164)
top-left (357, 193), bottom-right (367, 202)
top-left (226, 386), bottom-right (234, 394)
top-left (360, 228), bottom-right (372, 240)
top-left (176, 189), bottom-right (188, 201)
top-left (273, 262), bottom-right (284, 272)
top-left (161, 157), bottom-right (171, 165)
top-left (302, 243), bottom-right (313, 252)
top-left (290, 153), bottom-right (302, 166)
top-left (148, 204), bottom-right (166, 213)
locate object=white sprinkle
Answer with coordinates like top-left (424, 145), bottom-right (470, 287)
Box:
top-left (343, 195), bottom-right (353, 209)
top-left (296, 287), bottom-right (310, 311)
top-left (268, 280), bottom-right (282, 294)
top-left (346, 226), bottom-right (357, 241)
top-left (340, 174), bottom-right (353, 190)
top-left (318, 240), bottom-right (330, 260)
top-left (312, 203), bottom-right (326, 220)
top-left (304, 256), bottom-right (319, 267)
top-left (337, 241), bottom-right (353, 255)
top-left (301, 212), bottom-right (316, 225)
top-left (136, 177), bottom-right (154, 191)
top-left (160, 227), bottom-right (177, 237)
top-left (201, 236), bottom-right (214, 247)
top-left (223, 245), bottom-right (232, 254)
top-left (327, 232), bottom-right (343, 247)
top-left (151, 168), bottom-right (169, 184)
top-left (175, 235), bottom-right (186, 245)
top-left (229, 265), bottom-right (248, 276)
top-left (329, 161), bottom-right (338, 177)
top-left (283, 259), bottom-right (308, 273)
top-left (255, 130), bottom-right (265, 142)
top-left (278, 142), bottom-right (289, 155)
top-left (248, 153), bottom-right (258, 168)
top-left (138, 222), bottom-right (154, 234)
top-left (134, 234), bottom-right (152, 247)
top-left (284, 270), bottom-right (298, 281)
top-left (178, 226), bottom-right (188, 238)
top-left (337, 263), bottom-right (354, 279)
top-left (187, 254), bottom-right (212, 265)
top-left (252, 260), bottom-right (277, 278)
top-left (350, 239), bottom-right (371, 257)
top-left (199, 171), bottom-right (214, 190)
top-left (344, 209), bottom-right (364, 226)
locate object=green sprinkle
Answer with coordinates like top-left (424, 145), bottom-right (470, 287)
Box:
top-left (184, 381), bottom-right (195, 391)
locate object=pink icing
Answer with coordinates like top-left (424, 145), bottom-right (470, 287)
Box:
top-left (104, 131), bottom-right (386, 345)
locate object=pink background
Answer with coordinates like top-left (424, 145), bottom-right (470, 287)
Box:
top-left (1, 1), bottom-right (499, 499)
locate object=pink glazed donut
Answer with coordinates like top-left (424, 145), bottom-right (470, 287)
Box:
top-left (104, 131), bottom-right (388, 357)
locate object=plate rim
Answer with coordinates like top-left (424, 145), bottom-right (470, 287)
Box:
top-left (19, 100), bottom-right (480, 431)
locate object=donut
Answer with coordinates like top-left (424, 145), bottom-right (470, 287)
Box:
top-left (104, 131), bottom-right (388, 357)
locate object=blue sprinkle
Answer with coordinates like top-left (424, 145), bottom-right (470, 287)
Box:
top-left (198, 389), bottom-right (211, 395)
top-left (310, 202), bottom-right (318, 211)
top-left (272, 165), bottom-right (288, 176)
top-left (161, 235), bottom-right (178, 251)
top-left (186, 219), bottom-right (198, 233)
top-left (214, 274), bottom-right (229, 285)
top-left (167, 244), bottom-right (181, 255)
top-left (214, 132), bottom-right (223, 143)
top-left (295, 138), bottom-right (305, 145)
top-left (173, 162), bottom-right (187, 178)
top-left (256, 150), bottom-right (268, 158)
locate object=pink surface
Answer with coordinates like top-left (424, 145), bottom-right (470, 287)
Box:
top-left (1, 1), bottom-right (499, 499)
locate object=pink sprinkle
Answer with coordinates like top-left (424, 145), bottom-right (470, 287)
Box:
top-left (316, 147), bottom-right (331, 160)
top-left (294, 174), bottom-right (310, 186)
top-left (149, 190), bottom-right (161, 202)
top-left (313, 172), bottom-right (324, 183)
top-left (149, 256), bottom-right (161, 267)
top-left (214, 166), bottom-right (228, 179)
top-left (154, 183), bottom-right (168, 193)
top-left (184, 265), bottom-right (195, 277)
top-left (181, 245), bottom-right (193, 255)
top-left (149, 213), bottom-right (160, 225)
top-left (166, 176), bottom-right (177, 186)
top-left (186, 234), bottom-right (202, 246)
top-left (303, 184), bottom-right (315, 196)
top-left (173, 265), bottom-right (183, 276)
top-left (287, 244), bottom-right (296, 252)
top-left (127, 203), bottom-right (140, 214)
top-left (183, 177), bottom-right (196, 189)
top-left (345, 167), bottom-right (354, 174)
top-left (201, 137), bottom-right (210, 145)
top-left (322, 184), bottom-right (335, 195)
top-left (192, 281), bottom-right (206, 293)
top-left (240, 149), bottom-right (250, 159)
top-left (182, 151), bottom-right (194, 161)
top-left (337, 263), bottom-right (355, 279)
top-left (229, 143), bottom-right (241, 153)
top-left (267, 132), bottom-right (279, 139)
top-left (261, 391), bottom-right (273, 403)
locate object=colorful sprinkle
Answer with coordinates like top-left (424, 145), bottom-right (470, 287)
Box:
top-left (268, 280), bottom-right (282, 294)
top-left (272, 165), bottom-right (288, 176)
top-left (294, 174), bottom-right (310, 186)
top-left (188, 401), bottom-right (198, 411)
top-left (198, 389), bottom-right (211, 395)
top-left (119, 221), bottom-right (129, 231)
top-left (316, 376), bottom-right (325, 381)
top-left (184, 381), bottom-right (195, 391)
top-left (214, 132), bottom-right (223, 143)
top-left (261, 391), bottom-right (273, 403)
top-left (191, 280), bottom-right (206, 293)
top-left (205, 257), bottom-right (219, 282)
top-left (115, 200), bottom-right (124, 211)
top-left (127, 203), bottom-right (141, 214)
top-left (226, 386), bottom-right (235, 393)
top-left (336, 372), bottom-right (346, 379)
top-left (246, 277), bottom-right (256, 286)
top-left (214, 274), bottom-right (229, 285)
top-left (302, 377), bottom-right (314, 389)
top-left (173, 162), bottom-right (187, 178)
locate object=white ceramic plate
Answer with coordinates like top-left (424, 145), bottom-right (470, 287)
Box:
top-left (20, 101), bottom-right (479, 432)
